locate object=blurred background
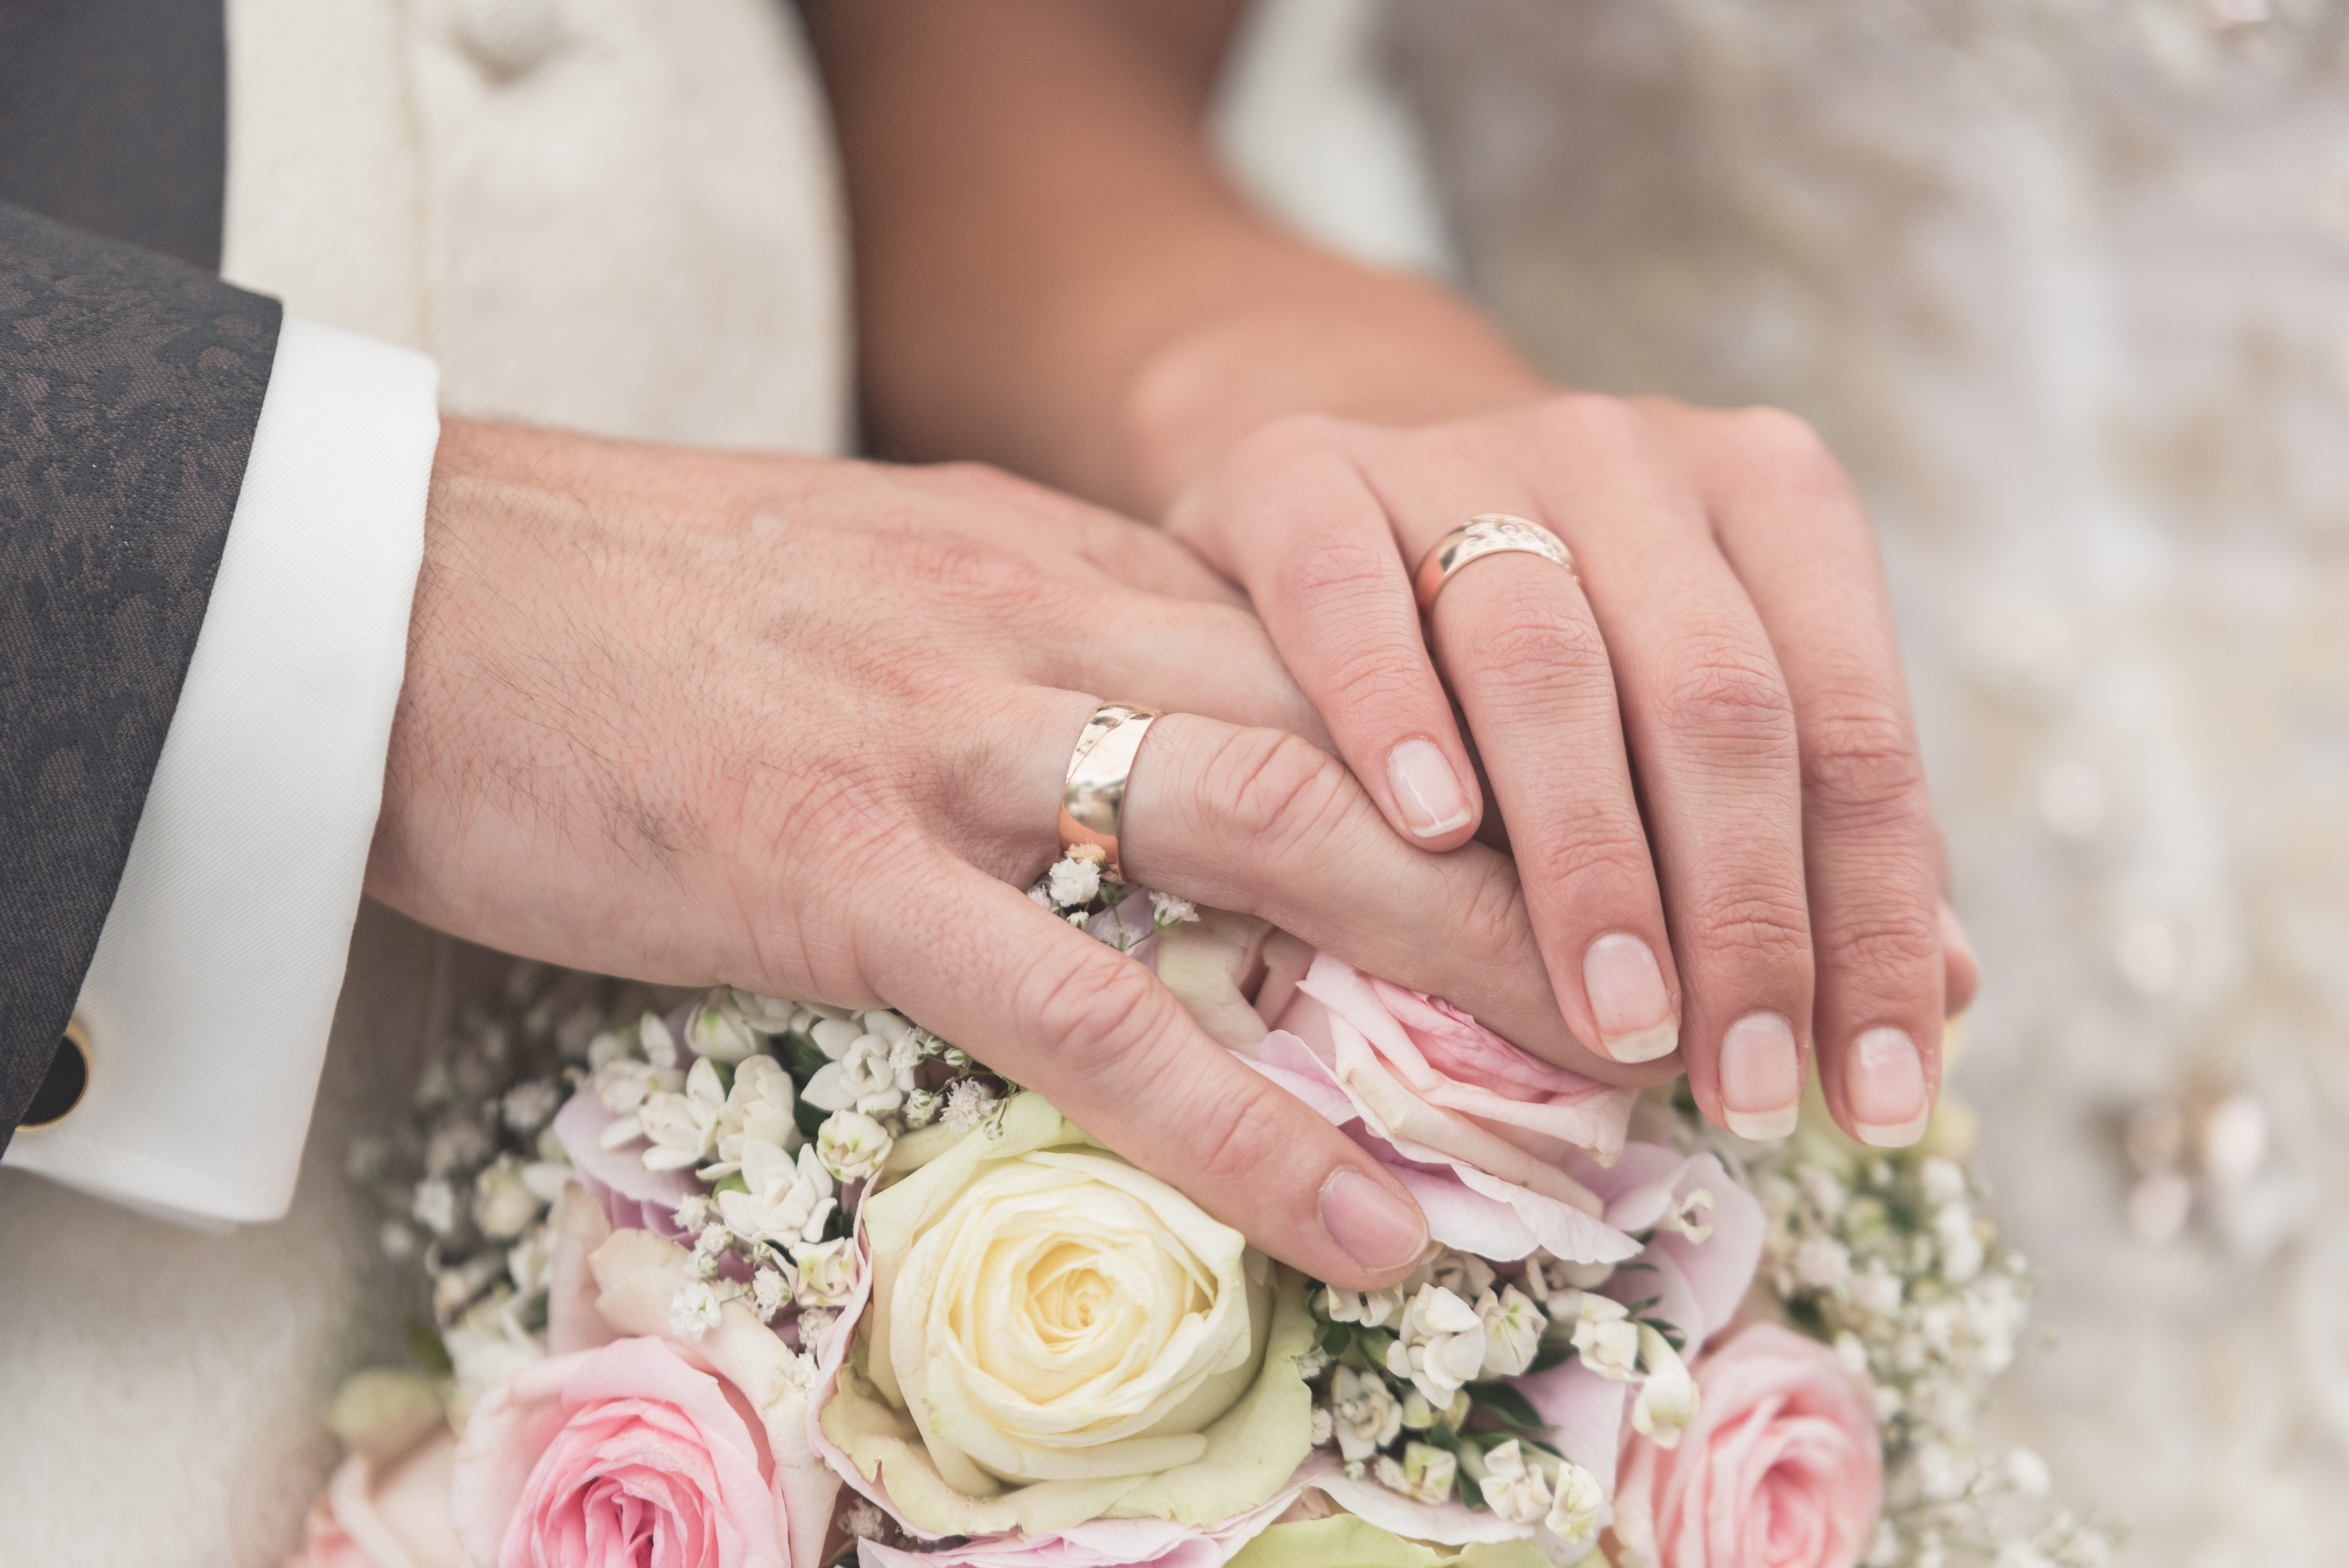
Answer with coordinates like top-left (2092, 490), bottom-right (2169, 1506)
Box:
top-left (1215, 1), bottom-right (2349, 1562)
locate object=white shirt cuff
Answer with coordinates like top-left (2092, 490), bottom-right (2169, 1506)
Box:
top-left (2, 316), bottom-right (440, 1224)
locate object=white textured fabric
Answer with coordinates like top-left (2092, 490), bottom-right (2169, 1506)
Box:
top-left (0, 318), bottom-right (438, 1224)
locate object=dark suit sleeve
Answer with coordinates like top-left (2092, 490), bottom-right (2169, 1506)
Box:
top-left (0, 201), bottom-right (281, 1148)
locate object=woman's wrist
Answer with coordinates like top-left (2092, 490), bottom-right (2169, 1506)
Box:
top-left (1120, 262), bottom-right (1554, 515)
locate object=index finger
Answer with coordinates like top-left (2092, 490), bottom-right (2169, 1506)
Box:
top-left (861, 855), bottom-right (1432, 1290)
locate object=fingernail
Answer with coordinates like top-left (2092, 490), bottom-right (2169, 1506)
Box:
top-left (1321, 1168), bottom-right (1429, 1275)
top-left (1850, 1027), bottom-right (1930, 1146)
top-left (1583, 932), bottom-right (1678, 1062)
top-left (1387, 739), bottom-right (1473, 838)
top-left (1720, 1011), bottom-right (1801, 1140)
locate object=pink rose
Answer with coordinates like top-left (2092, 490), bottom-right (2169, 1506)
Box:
top-left (1245, 953), bottom-right (1640, 1263)
top-left (452, 1337), bottom-right (788, 1568)
top-left (284, 1433), bottom-right (467, 1568)
top-left (1570, 1143), bottom-right (1766, 1360)
top-left (1613, 1324), bottom-right (1882, 1568)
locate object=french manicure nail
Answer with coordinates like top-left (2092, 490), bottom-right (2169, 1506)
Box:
top-left (1583, 932), bottom-right (1678, 1062)
top-left (1387, 739), bottom-right (1473, 838)
top-left (1720, 1011), bottom-right (1801, 1140)
top-left (1850, 1026), bottom-right (1930, 1146)
top-left (1321, 1167), bottom-right (1429, 1275)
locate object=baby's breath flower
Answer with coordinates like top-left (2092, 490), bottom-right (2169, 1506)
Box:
top-left (1148, 891), bottom-right (1198, 926)
top-left (1308, 1405), bottom-right (1335, 1447)
top-left (841, 1500), bottom-right (888, 1541)
top-left (902, 1087), bottom-right (941, 1128)
top-left (472, 1158), bottom-right (547, 1239)
top-left (940, 1079), bottom-right (998, 1134)
top-left (500, 1079), bottom-right (563, 1133)
top-left (411, 1176), bottom-right (459, 1237)
top-left (672, 1193), bottom-right (716, 1233)
top-left (752, 1265), bottom-right (795, 1323)
top-left (669, 1281), bottom-right (724, 1340)
top-left (798, 1305), bottom-right (839, 1342)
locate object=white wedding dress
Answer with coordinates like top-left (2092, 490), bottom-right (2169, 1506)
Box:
top-left (9, 2), bottom-right (2347, 1563)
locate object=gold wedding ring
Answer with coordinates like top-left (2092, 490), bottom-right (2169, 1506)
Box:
top-left (1059, 703), bottom-right (1160, 878)
top-left (1413, 514), bottom-right (1577, 613)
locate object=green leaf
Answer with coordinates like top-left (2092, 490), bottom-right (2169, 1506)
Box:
top-left (784, 1034), bottom-right (832, 1083)
top-left (1462, 1381), bottom-right (1551, 1434)
top-left (1320, 1322), bottom-right (1354, 1359)
top-left (406, 1320), bottom-right (453, 1377)
top-left (794, 1094), bottom-right (831, 1140)
top-left (1527, 1342), bottom-right (1572, 1374)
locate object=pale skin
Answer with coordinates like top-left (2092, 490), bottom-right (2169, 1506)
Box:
top-left (367, 3), bottom-right (1977, 1296)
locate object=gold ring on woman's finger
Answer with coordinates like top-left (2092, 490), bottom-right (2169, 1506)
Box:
top-left (1413, 514), bottom-right (1577, 614)
top-left (1059, 703), bottom-right (1161, 878)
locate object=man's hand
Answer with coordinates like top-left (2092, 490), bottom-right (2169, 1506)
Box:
top-left (370, 419), bottom-right (1670, 1290)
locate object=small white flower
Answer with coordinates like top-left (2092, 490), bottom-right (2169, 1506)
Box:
top-left (1047, 856), bottom-right (1102, 908)
top-left (718, 1140), bottom-right (837, 1247)
top-left (727, 989), bottom-right (800, 1033)
top-left (1794, 1235), bottom-right (1853, 1292)
top-left (1657, 1187), bottom-right (1716, 1244)
top-left (1921, 1156), bottom-right (1968, 1205)
top-left (1476, 1438), bottom-right (1554, 1525)
top-left (1520, 1250), bottom-right (1613, 1302)
top-left (1028, 885), bottom-right (1055, 910)
top-left (685, 995), bottom-right (762, 1064)
top-left (1631, 1325), bottom-right (1699, 1448)
top-left (1798, 1164), bottom-right (1848, 1220)
top-left (1850, 1264), bottom-right (1904, 1317)
top-left (380, 1219), bottom-right (420, 1261)
top-left (802, 1032), bottom-right (914, 1116)
top-left (424, 1117), bottom-right (494, 1177)
top-left (696, 1221), bottom-right (733, 1257)
top-left (1938, 1203), bottom-right (1985, 1284)
top-left (1308, 1405), bottom-right (1336, 1446)
top-left (592, 1053), bottom-right (683, 1115)
top-left (752, 1265), bottom-right (795, 1323)
top-left (1320, 1285), bottom-right (1404, 1330)
top-left (816, 1110), bottom-right (895, 1183)
top-left (793, 1237), bottom-right (861, 1308)
top-left (1148, 891), bottom-right (1198, 926)
top-left (1374, 1441), bottom-right (1457, 1505)
top-left (2005, 1446), bottom-right (2053, 1499)
top-left (1546, 1460), bottom-right (1606, 1543)
top-left (1475, 1285), bottom-right (1546, 1378)
top-left (1834, 1331), bottom-right (1869, 1378)
top-left (1428, 1249), bottom-right (1497, 1302)
top-left (673, 1193), bottom-right (716, 1233)
top-left (841, 1500), bottom-right (888, 1542)
top-left (501, 1079), bottom-right (563, 1133)
top-left (1293, 1346), bottom-right (1331, 1382)
top-left (704, 1054), bottom-right (800, 1175)
top-left (639, 1057), bottom-right (728, 1171)
top-left (411, 1176), bottom-right (458, 1237)
top-left (940, 1079), bottom-right (999, 1134)
top-left (669, 1281), bottom-right (724, 1340)
top-left (1384, 1285), bottom-right (1489, 1405)
top-left (507, 1224), bottom-right (558, 1296)
top-left (1328, 1365), bottom-right (1404, 1461)
top-left (586, 1028), bottom-right (631, 1069)
top-left (902, 1087), bottom-right (941, 1127)
top-left (472, 1158), bottom-right (547, 1240)
top-left (798, 1305), bottom-right (839, 1341)
top-left (639, 1011), bottom-right (681, 1070)
top-left (1570, 1294), bottom-right (1641, 1381)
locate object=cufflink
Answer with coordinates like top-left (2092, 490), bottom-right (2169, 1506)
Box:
top-left (22, 1015), bottom-right (91, 1130)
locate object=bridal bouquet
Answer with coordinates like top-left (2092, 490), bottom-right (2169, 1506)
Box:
top-left (298, 855), bottom-right (2110, 1568)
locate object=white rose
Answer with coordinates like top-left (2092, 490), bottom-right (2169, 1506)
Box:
top-left (821, 1094), bottom-right (1312, 1539)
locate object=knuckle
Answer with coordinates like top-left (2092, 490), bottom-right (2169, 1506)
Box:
top-left (1015, 944), bottom-right (1171, 1068)
top-left (1664, 643), bottom-right (1797, 747)
top-left (1722, 406), bottom-right (1854, 498)
top-left (1533, 391), bottom-right (1654, 458)
top-left (1821, 902), bottom-right (1943, 982)
top-left (1802, 702), bottom-right (1928, 821)
top-left (1201, 728), bottom-right (1356, 861)
top-left (1269, 526), bottom-right (1407, 609)
top-left (1519, 816), bottom-right (1656, 899)
top-left (1468, 594), bottom-right (1613, 693)
top-left (1180, 1076), bottom-right (1308, 1189)
top-left (1682, 889), bottom-right (1813, 972)
top-left (1223, 411), bottom-right (1361, 476)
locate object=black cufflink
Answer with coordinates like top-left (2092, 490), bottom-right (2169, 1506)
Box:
top-left (22, 1016), bottom-right (91, 1129)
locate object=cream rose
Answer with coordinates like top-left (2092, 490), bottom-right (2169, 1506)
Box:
top-left (818, 1093), bottom-right (1314, 1539)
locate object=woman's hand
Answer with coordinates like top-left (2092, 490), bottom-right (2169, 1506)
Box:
top-left (1166, 396), bottom-right (1979, 1148)
top-left (371, 419), bottom-right (1656, 1290)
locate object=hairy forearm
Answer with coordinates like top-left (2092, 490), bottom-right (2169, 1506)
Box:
top-left (805, 0), bottom-right (1545, 517)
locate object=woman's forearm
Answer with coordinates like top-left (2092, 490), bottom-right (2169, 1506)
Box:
top-left (805, 0), bottom-right (1546, 517)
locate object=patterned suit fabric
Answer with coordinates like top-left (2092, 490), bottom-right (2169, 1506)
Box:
top-left (0, 202), bottom-right (279, 1147)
